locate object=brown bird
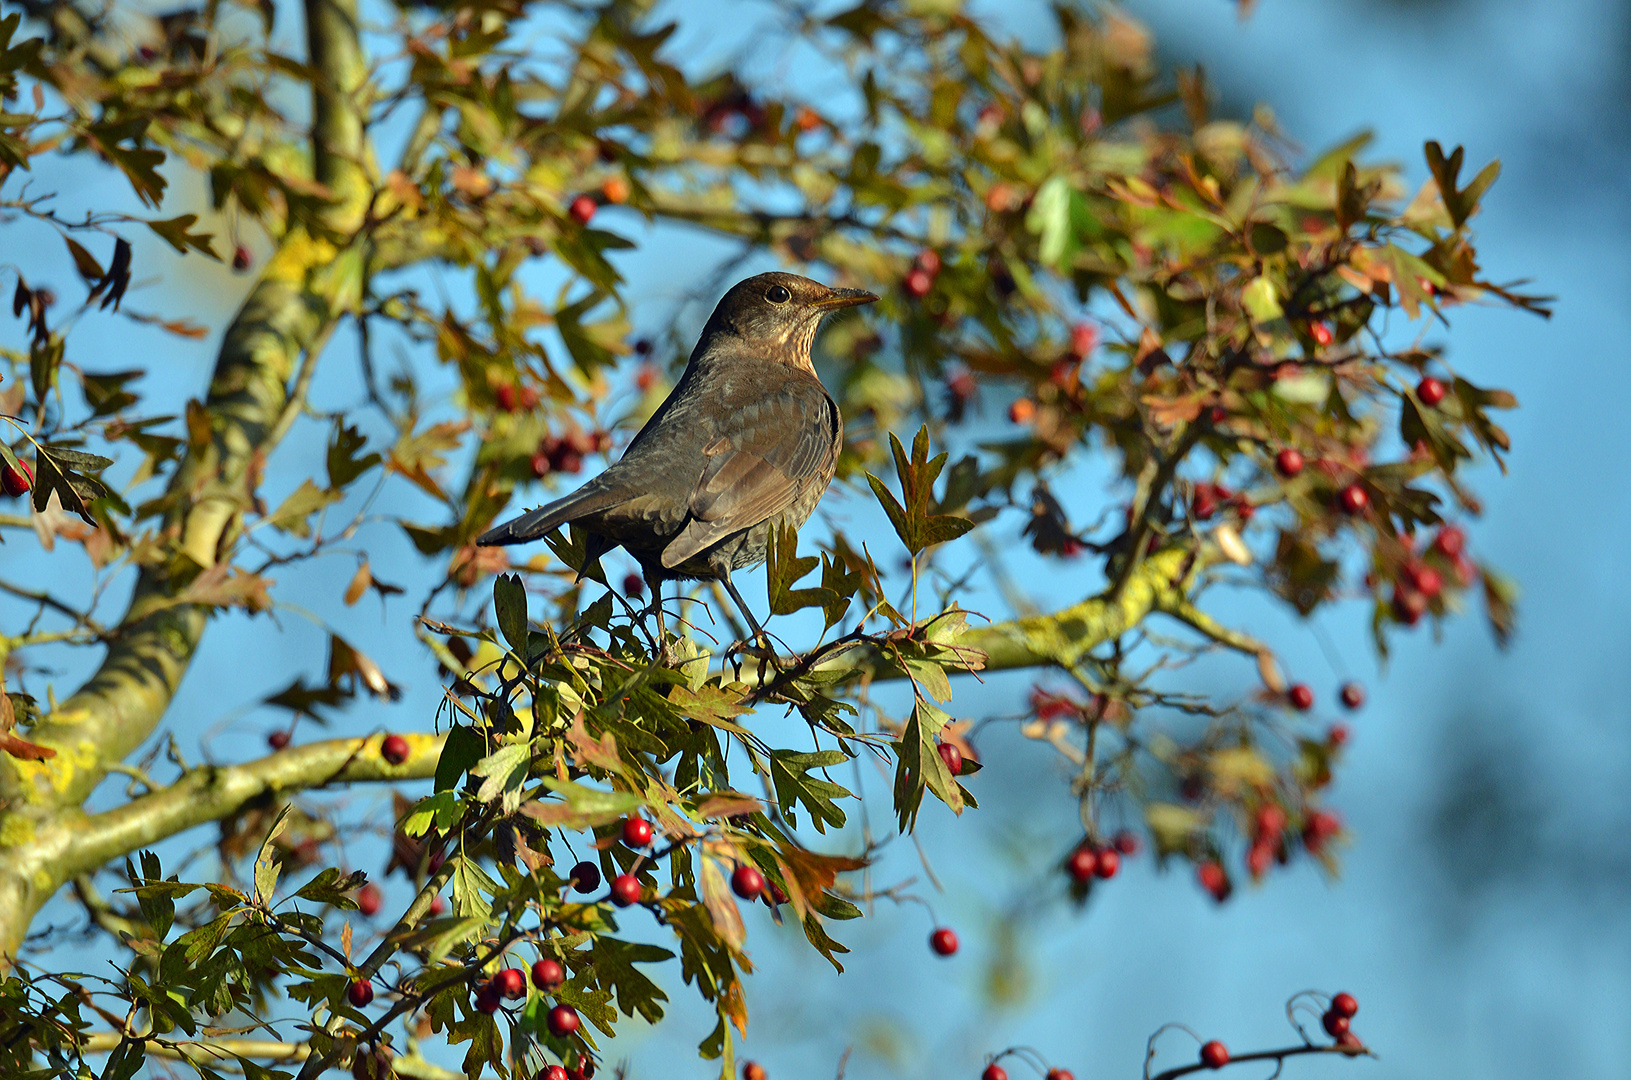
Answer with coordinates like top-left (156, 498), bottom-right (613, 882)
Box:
top-left (477, 271), bottom-right (877, 643)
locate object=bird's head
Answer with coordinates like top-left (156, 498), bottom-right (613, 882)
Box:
top-left (697, 272), bottom-right (878, 371)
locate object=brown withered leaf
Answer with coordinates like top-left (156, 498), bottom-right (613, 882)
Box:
top-left (343, 562), bottom-right (372, 605)
top-left (695, 793), bottom-right (761, 820)
top-left (0, 731), bottom-right (56, 761)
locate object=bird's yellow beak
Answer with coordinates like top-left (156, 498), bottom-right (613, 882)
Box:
top-left (810, 287), bottom-right (880, 310)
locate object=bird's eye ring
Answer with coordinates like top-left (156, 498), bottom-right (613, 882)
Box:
top-left (765, 284), bottom-right (792, 304)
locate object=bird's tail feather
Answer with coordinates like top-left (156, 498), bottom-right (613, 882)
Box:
top-left (476, 485), bottom-right (622, 547)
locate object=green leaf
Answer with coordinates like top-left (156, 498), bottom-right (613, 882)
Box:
top-left (436, 724), bottom-right (486, 792)
top-left (768, 749), bottom-right (850, 833)
top-left (326, 421), bottom-right (380, 489)
top-left (293, 867), bottom-right (368, 907)
top-left (263, 479), bottom-right (340, 538)
top-left (253, 805), bottom-right (293, 906)
top-left (450, 855), bottom-right (498, 920)
top-left (765, 524), bottom-right (838, 616)
top-left (470, 741), bottom-right (531, 812)
top-left (864, 427), bottom-right (976, 556)
top-left (146, 214), bottom-right (220, 259)
top-left (1241, 276), bottom-right (1283, 322)
top-left (522, 777), bottom-right (640, 829)
top-left (403, 790), bottom-right (463, 837)
top-left (493, 573), bottom-right (529, 654)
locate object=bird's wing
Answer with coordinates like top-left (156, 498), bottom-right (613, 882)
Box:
top-left (659, 376), bottom-right (838, 569)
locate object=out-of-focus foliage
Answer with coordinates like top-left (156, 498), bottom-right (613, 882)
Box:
top-left (0, 0), bottom-right (1541, 1076)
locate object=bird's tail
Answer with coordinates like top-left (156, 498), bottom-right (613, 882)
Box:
top-left (476, 485), bottom-right (622, 547)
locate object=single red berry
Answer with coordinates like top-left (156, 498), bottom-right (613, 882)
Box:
top-left (742, 1064), bottom-right (767, 1080)
top-left (380, 734), bottom-right (409, 765)
top-left (913, 249), bottom-right (942, 276)
top-left (1432, 525), bottom-right (1466, 558)
top-left (904, 268), bottom-right (933, 298)
top-left (542, 1067), bottom-right (569, 1080)
top-left (1331, 992), bottom-right (1359, 1018)
top-left (268, 730), bottom-right (291, 750)
top-left (1008, 398), bottom-right (1036, 424)
top-left (981, 1066), bottom-right (1008, 1080)
top-left (569, 194), bottom-right (598, 224)
top-left (1288, 683), bottom-right (1314, 711)
top-left (1095, 849), bottom-right (1120, 879)
top-left (495, 967), bottom-right (526, 999)
top-left (1328, 723), bottom-right (1350, 747)
top-left (1417, 376), bottom-right (1446, 406)
top-left (1392, 588), bottom-right (1427, 626)
top-left (1, 459), bottom-right (32, 498)
top-left (1199, 1040), bottom-right (1230, 1069)
top-left (1197, 861), bottom-right (1230, 902)
top-left (731, 864), bottom-right (765, 900)
top-left (1322, 1010), bottom-right (1350, 1036)
top-left (1045, 1071), bottom-right (1074, 1080)
top-left (1192, 483), bottom-right (1219, 520)
top-left (1256, 804), bottom-right (1287, 841)
top-left (936, 741), bottom-right (963, 776)
top-left (569, 861), bottom-right (601, 893)
top-left (356, 882), bottom-right (382, 917)
top-left (1247, 840), bottom-right (1273, 878)
top-left (547, 1003), bottom-right (581, 1037)
top-left (600, 176), bottom-right (630, 205)
top-left (767, 882), bottom-right (788, 905)
top-left (622, 573), bottom-right (644, 597)
top-left (495, 384), bottom-right (519, 412)
top-left (1070, 322), bottom-right (1098, 358)
top-left (1310, 321), bottom-right (1334, 346)
top-left (1336, 1030), bottom-right (1364, 1051)
top-left (929, 927), bottom-right (958, 956)
top-left (1338, 484), bottom-right (1369, 515)
top-left (428, 894), bottom-right (447, 916)
top-left (1303, 810), bottom-right (1342, 854)
top-left (519, 385), bottom-right (540, 409)
top-left (1412, 565), bottom-right (1444, 599)
top-left (1275, 448), bottom-right (1304, 477)
top-left (475, 985), bottom-right (501, 1014)
top-left (531, 451), bottom-right (552, 477)
top-left (610, 874), bottom-right (642, 907)
top-left (1339, 682), bottom-right (1365, 710)
top-left (532, 957), bottom-right (565, 991)
top-left (569, 1061), bottom-right (597, 1080)
top-left (232, 244), bottom-right (252, 273)
top-left (347, 978), bottom-right (374, 1007)
top-left (621, 816), bottom-right (653, 847)
top-left (1113, 830), bottom-right (1140, 855)
top-left (1066, 847), bottom-right (1097, 883)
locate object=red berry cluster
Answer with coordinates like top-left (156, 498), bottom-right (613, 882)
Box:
top-left (903, 248), bottom-right (941, 298)
top-left (1246, 804), bottom-right (1286, 879)
top-left (1321, 992), bottom-right (1363, 1050)
top-left (1065, 830), bottom-right (1137, 887)
top-left (493, 383), bottom-right (541, 413)
top-left (531, 429), bottom-right (611, 477)
top-left (1190, 481), bottom-right (1252, 523)
top-left (1302, 809), bottom-right (1342, 856)
top-left (1389, 524), bottom-right (1472, 627)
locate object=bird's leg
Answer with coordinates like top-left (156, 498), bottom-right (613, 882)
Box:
top-left (642, 565), bottom-right (669, 657)
top-left (720, 571), bottom-right (782, 674)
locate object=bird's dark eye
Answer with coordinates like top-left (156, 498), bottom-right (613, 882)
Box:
top-left (765, 284), bottom-right (791, 304)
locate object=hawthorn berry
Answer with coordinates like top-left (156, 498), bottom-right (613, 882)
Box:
top-left (621, 816), bottom-right (653, 847)
top-left (380, 734), bottom-right (409, 765)
top-left (1310, 321), bottom-right (1334, 346)
top-left (1303, 810), bottom-right (1342, 854)
top-left (936, 741), bottom-right (963, 776)
top-left (1288, 684), bottom-right (1314, 711)
top-left (1338, 483), bottom-right (1369, 515)
top-left (268, 730), bottom-right (290, 750)
top-left (1256, 804), bottom-right (1287, 842)
top-left (929, 927), bottom-right (958, 956)
top-left (981, 1066), bottom-right (1008, 1080)
top-left (767, 882), bottom-right (788, 905)
top-left (1411, 565), bottom-right (1444, 599)
top-left (475, 985), bottom-right (501, 1014)
top-left (1432, 525), bottom-right (1466, 558)
top-left (1, 459), bottom-right (32, 498)
top-left (532, 958), bottom-right (565, 991)
top-left (914, 249), bottom-right (942, 277)
top-left (1094, 849), bottom-right (1120, 879)
top-left (1199, 1041), bottom-right (1230, 1069)
top-left (569, 194), bottom-right (598, 224)
top-left (794, 105), bottom-right (821, 131)
top-left (1070, 322), bottom-right (1098, 358)
top-left (1275, 448), bottom-right (1304, 477)
top-left (601, 176), bottom-right (630, 204)
top-left (1192, 483), bottom-right (1219, 520)
top-left (742, 1064), bottom-right (768, 1080)
top-left (569, 1061), bottom-right (597, 1080)
top-left (356, 882), bottom-right (382, 917)
top-left (547, 1003), bottom-right (581, 1037)
top-left (1392, 588), bottom-right (1427, 626)
top-left (347, 979), bottom-right (374, 1007)
top-left (231, 244), bottom-right (252, 273)
top-left (904, 268), bottom-right (933, 298)
top-left (1322, 1010), bottom-right (1350, 1036)
top-left (1330, 992), bottom-right (1359, 1018)
top-left (1417, 376), bottom-right (1446, 406)
top-left (1008, 398), bottom-right (1036, 424)
top-left (1329, 723), bottom-right (1351, 746)
top-left (623, 573), bottom-right (644, 597)
top-left (429, 894), bottom-right (447, 916)
top-left (1336, 1031), bottom-right (1364, 1052)
top-left (1197, 860), bottom-right (1230, 902)
top-left (1339, 682), bottom-right (1366, 710)
top-left (1046, 1071), bottom-right (1075, 1080)
top-left (567, 861), bottom-right (601, 893)
top-left (731, 864), bottom-right (766, 900)
top-left (1112, 830), bottom-right (1141, 856)
top-left (610, 874), bottom-right (642, 907)
top-left (542, 1067), bottom-right (569, 1080)
top-left (494, 967), bottom-right (526, 999)
top-left (495, 384), bottom-right (519, 412)
top-left (1247, 841), bottom-right (1273, 879)
top-left (1066, 847), bottom-right (1098, 883)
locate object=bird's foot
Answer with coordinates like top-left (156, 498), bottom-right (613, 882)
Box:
top-left (723, 636), bottom-right (784, 683)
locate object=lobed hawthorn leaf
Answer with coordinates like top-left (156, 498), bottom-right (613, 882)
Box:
top-left (768, 749), bottom-right (850, 833)
top-left (493, 572), bottom-right (528, 654)
top-left (326, 421), bottom-right (379, 489)
top-left (765, 524), bottom-right (837, 616)
top-left (146, 214), bottom-right (221, 260)
top-left (252, 805), bottom-right (294, 906)
top-left (864, 426), bottom-right (976, 557)
top-left (292, 867), bottom-right (368, 907)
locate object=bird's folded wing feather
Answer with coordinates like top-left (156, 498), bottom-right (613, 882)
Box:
top-left (660, 378), bottom-right (837, 568)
